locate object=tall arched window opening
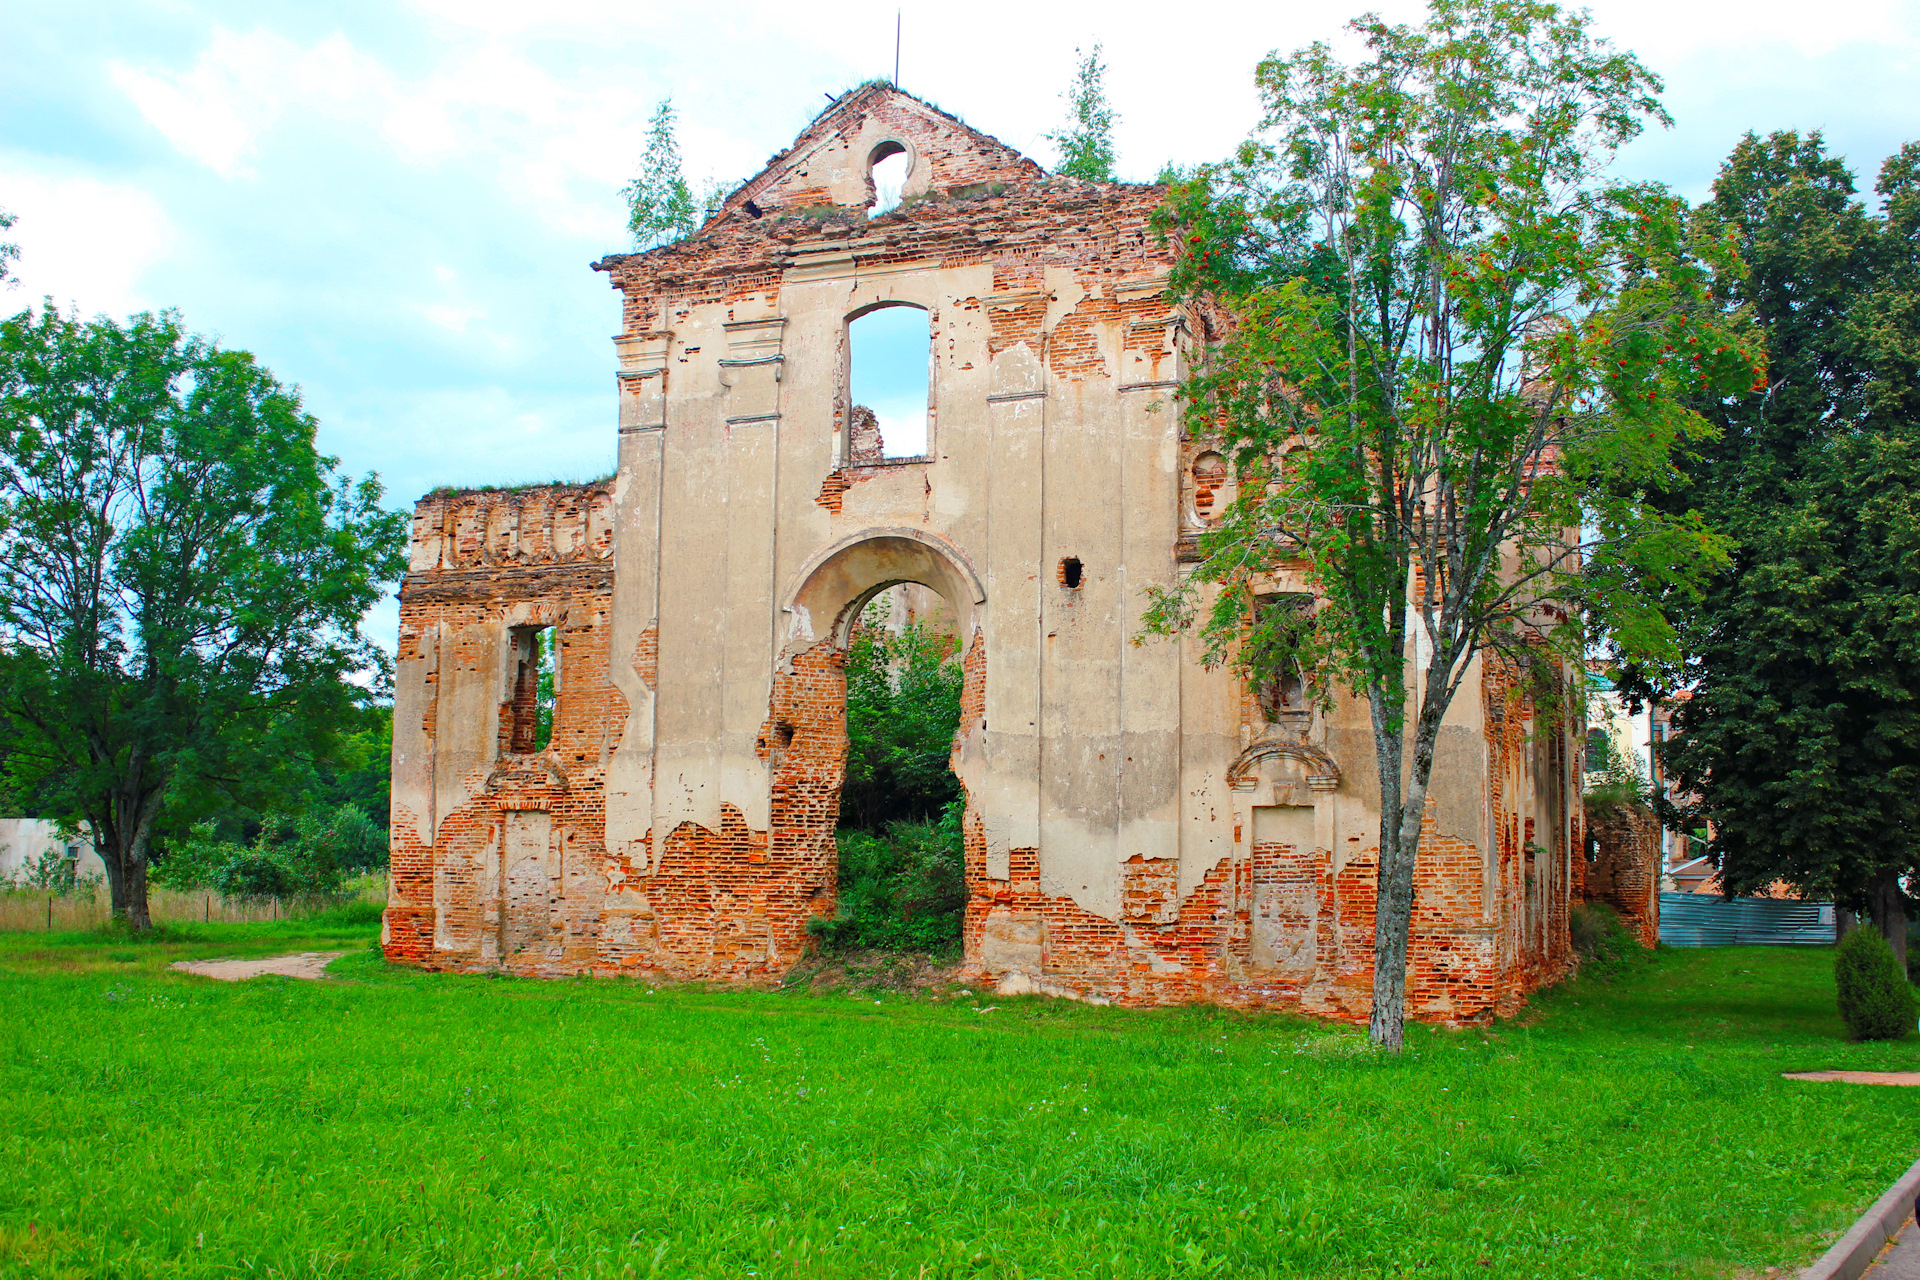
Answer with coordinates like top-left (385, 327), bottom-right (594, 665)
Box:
top-left (869, 141), bottom-right (907, 214)
top-left (848, 303), bottom-right (931, 461)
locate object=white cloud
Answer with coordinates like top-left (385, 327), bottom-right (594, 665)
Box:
top-left (0, 167), bottom-right (175, 319)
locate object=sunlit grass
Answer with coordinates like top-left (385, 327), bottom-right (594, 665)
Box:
top-left (0, 929), bottom-right (1913, 1278)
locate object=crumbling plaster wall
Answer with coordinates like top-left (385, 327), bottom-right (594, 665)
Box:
top-left (385, 83), bottom-right (1577, 1022)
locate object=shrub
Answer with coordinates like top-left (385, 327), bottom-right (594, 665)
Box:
top-left (151, 804), bottom-right (374, 899)
top-left (1835, 925), bottom-right (1917, 1041)
top-left (810, 800), bottom-right (966, 956)
top-left (1570, 902), bottom-right (1646, 981)
top-left (841, 608), bottom-right (964, 831)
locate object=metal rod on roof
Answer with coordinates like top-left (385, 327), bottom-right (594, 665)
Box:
top-left (894, 10), bottom-right (901, 86)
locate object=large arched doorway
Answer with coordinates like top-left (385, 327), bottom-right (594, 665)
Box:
top-left (766, 530), bottom-right (986, 959)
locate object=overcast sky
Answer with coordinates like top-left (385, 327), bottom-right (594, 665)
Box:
top-left (4, 0), bottom-right (1916, 644)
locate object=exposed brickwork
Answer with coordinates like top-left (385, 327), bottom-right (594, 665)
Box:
top-left (1582, 802), bottom-right (1661, 948)
top-left (391, 87), bottom-right (1580, 1027)
top-left (383, 483), bottom-right (620, 976)
top-left (847, 405), bottom-right (883, 464)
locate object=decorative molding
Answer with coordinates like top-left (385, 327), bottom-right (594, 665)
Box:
top-left (1119, 380), bottom-right (1180, 393)
top-left (1226, 739), bottom-right (1341, 789)
top-left (986, 389), bottom-right (1047, 403)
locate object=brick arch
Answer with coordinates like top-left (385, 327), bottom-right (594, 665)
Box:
top-left (760, 529), bottom-right (986, 967)
top-left (780, 527), bottom-right (984, 657)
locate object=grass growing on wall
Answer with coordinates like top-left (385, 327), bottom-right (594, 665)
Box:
top-left (0, 932), bottom-right (1914, 1278)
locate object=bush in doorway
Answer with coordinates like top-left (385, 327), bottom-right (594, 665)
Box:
top-left (1835, 925), bottom-right (1917, 1041)
top-left (811, 799), bottom-right (966, 956)
top-left (841, 611), bottom-right (964, 831)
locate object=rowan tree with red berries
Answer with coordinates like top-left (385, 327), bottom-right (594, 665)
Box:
top-left (1143, 0), bottom-right (1763, 1049)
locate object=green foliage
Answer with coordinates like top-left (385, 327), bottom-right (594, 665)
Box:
top-left (0, 205), bottom-right (16, 288)
top-left (1568, 901), bottom-right (1648, 980)
top-left (1048, 44), bottom-right (1117, 181)
top-left (150, 803), bottom-right (377, 899)
top-left (810, 801), bottom-right (965, 956)
top-left (1582, 725), bottom-right (1651, 814)
top-left (840, 607), bottom-right (963, 831)
top-left (1624, 135), bottom-right (1920, 915)
top-left (534, 628), bottom-right (555, 753)
top-left (0, 935), bottom-right (1913, 1276)
top-left (3, 844), bottom-right (90, 895)
top-left (1834, 925), bottom-right (1917, 1041)
top-left (623, 98), bottom-right (698, 249)
top-left (1142, 0), bottom-right (1751, 1048)
top-left (0, 304), bottom-right (406, 926)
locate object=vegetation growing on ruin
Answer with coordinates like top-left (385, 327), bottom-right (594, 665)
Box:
top-left (1049, 44), bottom-right (1118, 181)
top-left (826, 606), bottom-right (966, 955)
top-left (809, 801), bottom-right (966, 957)
top-left (1567, 901), bottom-right (1651, 981)
top-left (0, 928), bottom-right (1911, 1278)
top-left (839, 611), bottom-right (963, 831)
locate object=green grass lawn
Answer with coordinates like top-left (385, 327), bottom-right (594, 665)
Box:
top-left (0, 921), bottom-right (1914, 1279)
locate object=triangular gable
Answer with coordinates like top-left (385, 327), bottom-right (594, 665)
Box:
top-left (714, 83), bottom-right (1045, 219)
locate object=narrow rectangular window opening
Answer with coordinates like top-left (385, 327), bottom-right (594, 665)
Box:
top-left (506, 625), bottom-right (559, 754)
top-left (848, 303), bottom-right (931, 462)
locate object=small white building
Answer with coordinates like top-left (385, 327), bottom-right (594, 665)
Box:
top-left (0, 818), bottom-right (105, 884)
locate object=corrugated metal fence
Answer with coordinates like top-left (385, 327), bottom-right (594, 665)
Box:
top-left (1658, 891), bottom-right (1835, 947)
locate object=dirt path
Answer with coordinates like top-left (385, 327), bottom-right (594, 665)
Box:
top-left (170, 951), bottom-right (349, 982)
top-left (1783, 1070), bottom-right (1920, 1086)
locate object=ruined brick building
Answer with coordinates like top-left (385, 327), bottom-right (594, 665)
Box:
top-left (383, 84), bottom-right (1580, 1023)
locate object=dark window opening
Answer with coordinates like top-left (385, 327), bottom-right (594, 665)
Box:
top-left (1252, 593), bottom-right (1313, 721)
top-left (1059, 557), bottom-right (1083, 589)
top-left (506, 625), bottom-right (558, 754)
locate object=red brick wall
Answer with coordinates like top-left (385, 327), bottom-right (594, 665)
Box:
top-left (1582, 803), bottom-right (1661, 948)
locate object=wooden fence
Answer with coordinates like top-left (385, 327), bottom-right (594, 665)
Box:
top-left (0, 881), bottom-right (386, 931)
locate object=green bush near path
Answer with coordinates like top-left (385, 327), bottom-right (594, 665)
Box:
top-left (0, 931), bottom-right (1915, 1278)
top-left (1835, 926), bottom-right (1919, 1040)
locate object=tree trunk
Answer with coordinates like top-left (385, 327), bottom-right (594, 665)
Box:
top-left (1835, 905), bottom-right (1856, 944)
top-left (1369, 803), bottom-right (1419, 1051)
top-left (100, 819), bottom-right (156, 933)
top-left (1866, 870), bottom-right (1907, 975)
top-left (1369, 686), bottom-right (1442, 1053)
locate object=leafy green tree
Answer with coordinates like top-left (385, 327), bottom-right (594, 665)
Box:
top-left (1145, 0), bottom-right (1757, 1049)
top-left (840, 607), bottom-right (963, 832)
top-left (1633, 135), bottom-right (1920, 965)
top-left (1049, 44), bottom-right (1117, 181)
top-left (623, 98), bottom-right (698, 249)
top-left (0, 305), bottom-right (407, 930)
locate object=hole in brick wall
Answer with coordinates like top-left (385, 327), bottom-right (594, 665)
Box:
top-left (848, 303), bottom-right (930, 460)
top-left (1058, 557), bottom-right (1083, 589)
top-left (869, 141), bottom-right (907, 213)
top-left (506, 624), bottom-right (558, 754)
top-left (1193, 450), bottom-right (1227, 516)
